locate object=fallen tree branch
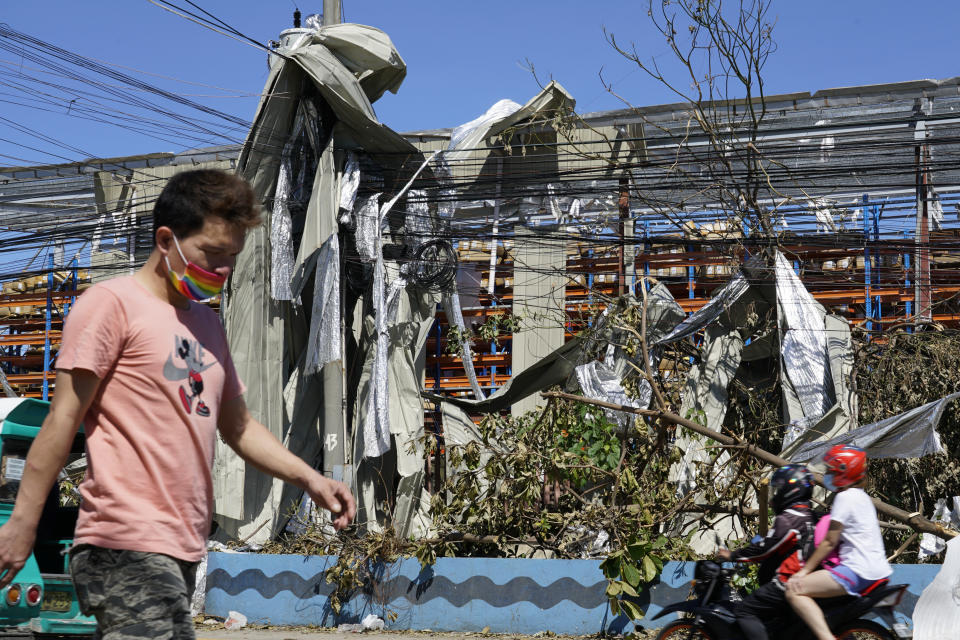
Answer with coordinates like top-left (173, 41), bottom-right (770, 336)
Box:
top-left (541, 390), bottom-right (958, 540)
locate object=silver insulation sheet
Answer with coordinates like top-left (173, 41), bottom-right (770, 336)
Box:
top-left (355, 193), bottom-right (380, 263)
top-left (339, 151), bottom-right (361, 221)
top-left (270, 155), bottom-right (295, 300)
top-left (775, 251), bottom-right (831, 423)
top-left (363, 242), bottom-right (391, 458)
top-left (790, 392), bottom-right (957, 463)
top-left (305, 234), bottom-right (341, 374)
top-left (404, 189), bottom-right (432, 246)
top-left (575, 357), bottom-right (645, 430)
top-left (654, 267), bottom-right (751, 345)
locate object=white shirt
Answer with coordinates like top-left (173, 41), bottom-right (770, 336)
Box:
top-left (831, 487), bottom-right (892, 580)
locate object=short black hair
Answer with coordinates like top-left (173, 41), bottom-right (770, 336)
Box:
top-left (153, 169), bottom-right (260, 240)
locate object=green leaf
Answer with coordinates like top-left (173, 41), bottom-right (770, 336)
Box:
top-left (608, 598), bottom-right (620, 616)
top-left (605, 581), bottom-right (623, 597)
top-left (641, 555), bottom-right (657, 582)
top-left (620, 599), bottom-right (646, 621)
top-left (622, 561), bottom-right (642, 588)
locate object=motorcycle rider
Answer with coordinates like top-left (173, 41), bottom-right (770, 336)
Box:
top-left (786, 445), bottom-right (892, 640)
top-left (718, 464), bottom-right (817, 640)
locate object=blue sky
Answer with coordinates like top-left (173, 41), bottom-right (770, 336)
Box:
top-left (2, 1), bottom-right (960, 165)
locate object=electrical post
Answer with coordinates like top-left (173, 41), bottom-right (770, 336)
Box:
top-left (914, 98), bottom-right (933, 324)
top-left (618, 173), bottom-right (629, 297)
top-left (322, 0), bottom-right (342, 25)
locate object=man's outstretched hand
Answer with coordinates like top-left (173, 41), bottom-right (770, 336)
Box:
top-left (0, 519), bottom-right (36, 589)
top-left (306, 475), bottom-right (357, 531)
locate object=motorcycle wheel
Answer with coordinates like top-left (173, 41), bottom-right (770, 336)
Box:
top-left (654, 620), bottom-right (714, 640)
top-left (835, 619), bottom-right (895, 640)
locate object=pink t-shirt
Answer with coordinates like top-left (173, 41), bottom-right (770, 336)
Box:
top-left (57, 276), bottom-right (244, 562)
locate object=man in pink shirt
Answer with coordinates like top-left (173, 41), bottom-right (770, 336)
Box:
top-left (0, 169), bottom-right (356, 640)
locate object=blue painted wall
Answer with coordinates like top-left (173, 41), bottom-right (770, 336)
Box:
top-left (205, 554), bottom-right (931, 634)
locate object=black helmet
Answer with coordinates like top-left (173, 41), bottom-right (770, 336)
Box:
top-left (770, 464), bottom-right (813, 513)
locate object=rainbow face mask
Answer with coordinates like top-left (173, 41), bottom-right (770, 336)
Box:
top-left (165, 235), bottom-right (226, 302)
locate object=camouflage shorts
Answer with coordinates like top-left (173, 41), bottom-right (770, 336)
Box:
top-left (69, 545), bottom-right (199, 640)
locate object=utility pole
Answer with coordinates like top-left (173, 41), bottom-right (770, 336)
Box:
top-left (914, 97), bottom-right (933, 323)
top-left (323, 0), bottom-right (342, 25)
top-left (618, 173), bottom-right (630, 296)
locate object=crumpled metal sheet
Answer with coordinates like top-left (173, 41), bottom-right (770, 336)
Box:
top-left (912, 534), bottom-right (960, 640)
top-left (672, 325), bottom-right (744, 498)
top-left (776, 251), bottom-right (832, 424)
top-left (355, 193), bottom-right (380, 263)
top-left (790, 392), bottom-right (958, 463)
top-left (270, 155), bottom-right (295, 300)
top-left (338, 151), bottom-right (360, 223)
top-left (444, 291), bottom-right (486, 400)
top-left (305, 234), bottom-right (341, 374)
top-left (654, 259), bottom-right (756, 345)
top-left (427, 337), bottom-right (583, 414)
top-left (575, 359), bottom-right (645, 429)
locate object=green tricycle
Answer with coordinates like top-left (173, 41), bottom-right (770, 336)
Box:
top-left (0, 398), bottom-right (95, 637)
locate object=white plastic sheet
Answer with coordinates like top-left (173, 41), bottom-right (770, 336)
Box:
top-left (789, 392), bottom-right (957, 463)
top-left (447, 99), bottom-right (522, 157)
top-left (913, 535), bottom-right (960, 640)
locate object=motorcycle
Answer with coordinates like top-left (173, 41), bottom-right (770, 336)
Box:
top-left (651, 560), bottom-right (911, 640)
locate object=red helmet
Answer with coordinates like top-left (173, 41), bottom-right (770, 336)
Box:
top-left (823, 444), bottom-right (867, 488)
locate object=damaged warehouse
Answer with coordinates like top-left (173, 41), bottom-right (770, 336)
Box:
top-left (207, 15), bottom-right (960, 565)
top-left (4, 9), bottom-right (960, 635)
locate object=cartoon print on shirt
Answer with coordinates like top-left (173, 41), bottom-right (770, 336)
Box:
top-left (162, 336), bottom-right (214, 417)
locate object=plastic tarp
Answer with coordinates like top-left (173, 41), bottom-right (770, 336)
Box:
top-left (789, 392), bottom-right (958, 463)
top-left (912, 534), bottom-right (960, 640)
